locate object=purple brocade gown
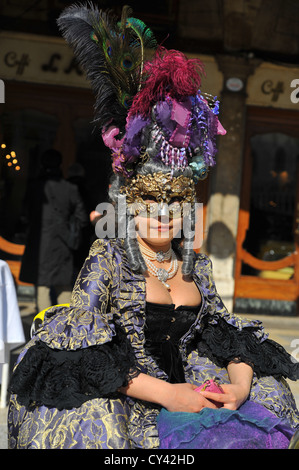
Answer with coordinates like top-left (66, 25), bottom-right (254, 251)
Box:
top-left (7, 239), bottom-right (299, 449)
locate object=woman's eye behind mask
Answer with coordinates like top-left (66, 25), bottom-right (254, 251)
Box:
top-left (133, 195), bottom-right (185, 218)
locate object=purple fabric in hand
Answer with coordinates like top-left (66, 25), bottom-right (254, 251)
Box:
top-left (157, 400), bottom-right (294, 449)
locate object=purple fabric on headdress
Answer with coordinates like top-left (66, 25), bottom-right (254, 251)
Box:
top-left (122, 115), bottom-right (151, 158)
top-left (217, 119), bottom-right (226, 135)
top-left (188, 94), bottom-right (219, 167)
top-left (111, 91), bottom-right (220, 176)
top-left (153, 98), bottom-right (192, 148)
top-left (169, 98), bottom-right (191, 147)
top-left (154, 100), bottom-right (175, 138)
top-left (102, 126), bottom-right (124, 152)
top-left (112, 153), bottom-right (132, 178)
top-left (157, 400), bottom-right (294, 449)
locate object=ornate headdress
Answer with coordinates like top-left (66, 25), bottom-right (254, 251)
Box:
top-left (57, 3), bottom-right (226, 274)
top-left (57, 3), bottom-right (225, 183)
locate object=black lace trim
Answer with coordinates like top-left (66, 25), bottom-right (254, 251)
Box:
top-left (195, 316), bottom-right (299, 380)
top-left (9, 327), bottom-right (138, 410)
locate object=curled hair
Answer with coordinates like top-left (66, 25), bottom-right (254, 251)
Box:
top-left (108, 159), bottom-right (196, 276)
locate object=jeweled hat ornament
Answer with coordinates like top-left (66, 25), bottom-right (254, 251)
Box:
top-left (57, 3), bottom-right (226, 185)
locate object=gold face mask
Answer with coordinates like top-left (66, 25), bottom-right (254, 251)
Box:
top-left (120, 172), bottom-right (195, 217)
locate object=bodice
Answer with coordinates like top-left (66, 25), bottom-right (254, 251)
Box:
top-left (144, 301), bottom-right (200, 383)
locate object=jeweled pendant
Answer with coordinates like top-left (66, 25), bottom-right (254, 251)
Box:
top-left (157, 268), bottom-right (169, 283)
top-left (156, 251), bottom-right (166, 262)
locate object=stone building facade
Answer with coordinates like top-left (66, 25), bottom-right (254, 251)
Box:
top-left (0, 0), bottom-right (298, 314)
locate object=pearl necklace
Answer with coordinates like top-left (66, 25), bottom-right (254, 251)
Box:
top-left (139, 243), bottom-right (178, 289)
top-left (139, 243), bottom-right (172, 262)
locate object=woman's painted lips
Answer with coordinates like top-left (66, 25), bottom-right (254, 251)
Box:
top-left (156, 224), bottom-right (171, 232)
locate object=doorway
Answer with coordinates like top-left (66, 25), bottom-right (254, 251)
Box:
top-left (234, 106), bottom-right (299, 316)
top-left (0, 81), bottom-right (112, 243)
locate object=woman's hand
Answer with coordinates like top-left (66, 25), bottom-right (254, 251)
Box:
top-left (200, 361), bottom-right (253, 411)
top-left (119, 373), bottom-right (217, 413)
top-left (199, 382), bottom-right (250, 410)
top-left (165, 383), bottom-right (217, 413)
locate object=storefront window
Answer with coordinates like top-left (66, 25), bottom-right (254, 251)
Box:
top-left (0, 108), bottom-right (59, 241)
top-left (242, 132), bottom-right (299, 279)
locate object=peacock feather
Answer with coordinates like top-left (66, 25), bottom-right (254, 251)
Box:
top-left (57, 3), bottom-right (157, 134)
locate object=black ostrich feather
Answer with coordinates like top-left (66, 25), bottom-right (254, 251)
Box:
top-left (57, 2), bottom-right (157, 134)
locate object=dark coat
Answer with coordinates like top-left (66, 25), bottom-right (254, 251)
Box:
top-left (20, 175), bottom-right (88, 286)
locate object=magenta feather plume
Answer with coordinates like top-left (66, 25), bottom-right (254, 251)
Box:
top-left (129, 47), bottom-right (205, 117)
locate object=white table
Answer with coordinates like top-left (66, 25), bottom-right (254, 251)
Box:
top-left (0, 260), bottom-right (25, 407)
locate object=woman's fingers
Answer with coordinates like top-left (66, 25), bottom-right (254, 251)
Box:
top-left (199, 390), bottom-right (228, 403)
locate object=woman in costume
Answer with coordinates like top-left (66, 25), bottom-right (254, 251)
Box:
top-left (7, 3), bottom-right (299, 449)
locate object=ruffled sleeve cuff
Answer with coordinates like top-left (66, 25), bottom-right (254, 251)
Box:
top-left (196, 316), bottom-right (299, 380)
top-left (9, 326), bottom-right (139, 410)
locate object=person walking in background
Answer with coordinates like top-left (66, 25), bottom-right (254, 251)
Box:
top-left (66, 162), bottom-right (95, 281)
top-left (20, 149), bottom-right (88, 312)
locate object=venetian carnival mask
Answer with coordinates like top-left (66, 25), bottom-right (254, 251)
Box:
top-left (120, 172), bottom-right (195, 217)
